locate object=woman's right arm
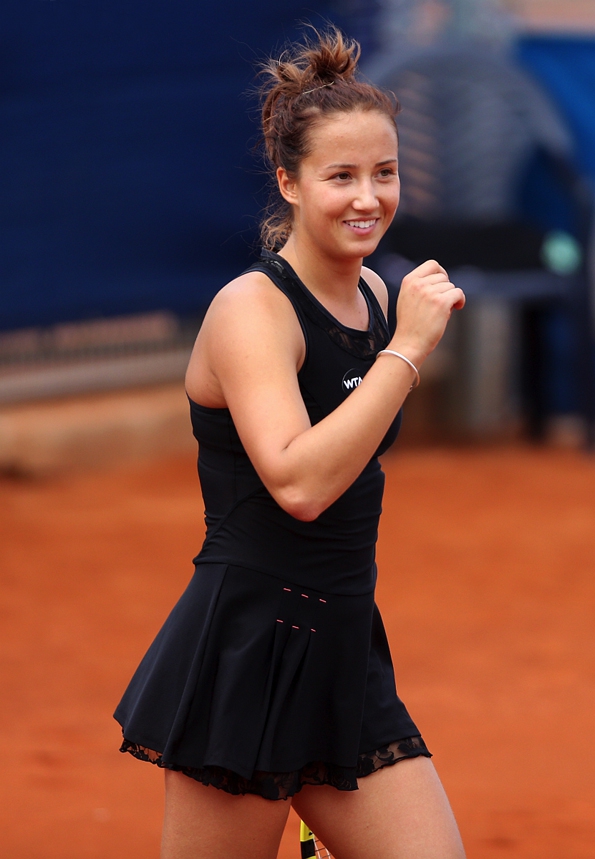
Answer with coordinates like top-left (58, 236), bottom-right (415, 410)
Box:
top-left (186, 261), bottom-right (464, 521)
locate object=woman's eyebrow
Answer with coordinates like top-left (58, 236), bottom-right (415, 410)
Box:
top-left (325, 158), bottom-right (397, 169)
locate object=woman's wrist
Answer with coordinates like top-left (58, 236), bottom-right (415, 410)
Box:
top-left (376, 349), bottom-right (420, 389)
top-left (385, 339), bottom-right (427, 369)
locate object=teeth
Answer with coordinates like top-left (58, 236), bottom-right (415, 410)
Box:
top-left (346, 220), bottom-right (376, 228)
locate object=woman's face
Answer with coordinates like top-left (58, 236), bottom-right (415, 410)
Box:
top-left (278, 109), bottom-right (400, 261)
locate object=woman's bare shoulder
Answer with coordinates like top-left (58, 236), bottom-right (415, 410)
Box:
top-left (204, 269), bottom-right (296, 328)
top-left (209, 268), bottom-right (281, 306)
top-left (361, 265), bottom-right (389, 317)
top-left (186, 268), bottom-right (304, 405)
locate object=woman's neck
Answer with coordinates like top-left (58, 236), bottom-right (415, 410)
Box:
top-left (278, 236), bottom-right (363, 302)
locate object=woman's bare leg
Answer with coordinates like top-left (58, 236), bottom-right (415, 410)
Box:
top-left (161, 770), bottom-right (291, 859)
top-left (292, 756), bottom-right (465, 859)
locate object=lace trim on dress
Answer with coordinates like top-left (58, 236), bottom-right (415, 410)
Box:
top-left (255, 253), bottom-right (391, 361)
top-left (119, 735), bottom-right (431, 801)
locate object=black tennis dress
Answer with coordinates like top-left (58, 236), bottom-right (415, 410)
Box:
top-left (114, 250), bottom-right (431, 800)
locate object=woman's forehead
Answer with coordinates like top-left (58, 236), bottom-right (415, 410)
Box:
top-left (305, 110), bottom-right (398, 157)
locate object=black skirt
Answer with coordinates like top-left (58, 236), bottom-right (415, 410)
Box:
top-left (114, 563), bottom-right (430, 800)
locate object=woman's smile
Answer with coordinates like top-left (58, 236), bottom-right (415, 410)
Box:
top-left (343, 217), bottom-right (380, 235)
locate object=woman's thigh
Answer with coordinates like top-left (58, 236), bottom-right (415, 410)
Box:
top-left (161, 770), bottom-right (291, 859)
top-left (292, 756), bottom-right (465, 859)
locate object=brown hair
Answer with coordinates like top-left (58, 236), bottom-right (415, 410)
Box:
top-left (259, 27), bottom-right (400, 250)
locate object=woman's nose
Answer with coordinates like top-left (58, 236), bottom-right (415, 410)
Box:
top-left (353, 181), bottom-right (378, 210)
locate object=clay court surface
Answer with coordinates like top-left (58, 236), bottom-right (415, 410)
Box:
top-left (1, 442), bottom-right (594, 857)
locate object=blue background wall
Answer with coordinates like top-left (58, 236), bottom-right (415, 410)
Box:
top-left (0, 0), bottom-right (347, 330)
top-left (517, 37), bottom-right (595, 415)
top-left (1, 3), bottom-right (594, 333)
top-left (518, 36), bottom-right (595, 185)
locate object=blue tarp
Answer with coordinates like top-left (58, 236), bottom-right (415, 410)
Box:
top-left (1, 14), bottom-right (594, 332)
top-left (517, 37), bottom-right (595, 414)
top-left (0, 1), bottom-right (342, 330)
top-left (518, 36), bottom-right (595, 184)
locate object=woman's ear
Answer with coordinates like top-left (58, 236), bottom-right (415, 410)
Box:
top-left (277, 167), bottom-right (298, 205)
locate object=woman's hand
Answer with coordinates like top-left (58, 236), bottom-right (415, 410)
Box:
top-left (390, 260), bottom-right (465, 367)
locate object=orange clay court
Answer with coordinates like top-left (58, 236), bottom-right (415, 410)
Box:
top-left (0, 442), bottom-right (594, 858)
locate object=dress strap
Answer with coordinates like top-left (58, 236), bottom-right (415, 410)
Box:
top-left (244, 250), bottom-right (390, 359)
top-left (243, 257), bottom-right (310, 357)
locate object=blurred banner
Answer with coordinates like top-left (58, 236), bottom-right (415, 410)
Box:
top-left (518, 36), bottom-right (595, 185)
top-left (0, 1), bottom-right (356, 332)
top-left (2, 1), bottom-right (594, 334)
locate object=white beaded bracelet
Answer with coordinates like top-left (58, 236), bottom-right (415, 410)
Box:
top-left (376, 349), bottom-right (420, 390)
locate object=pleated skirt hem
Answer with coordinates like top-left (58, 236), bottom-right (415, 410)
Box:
top-left (114, 562), bottom-right (424, 795)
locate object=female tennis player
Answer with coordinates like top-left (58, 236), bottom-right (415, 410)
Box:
top-left (115, 27), bottom-right (466, 859)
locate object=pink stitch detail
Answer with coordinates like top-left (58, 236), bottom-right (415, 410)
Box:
top-left (292, 625), bottom-right (299, 629)
top-left (311, 628), bottom-right (317, 632)
top-left (283, 587), bottom-right (291, 592)
top-left (301, 593), bottom-right (309, 598)
top-left (276, 619), bottom-right (283, 623)
top-left (319, 598), bottom-right (327, 603)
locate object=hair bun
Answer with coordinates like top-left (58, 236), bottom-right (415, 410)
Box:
top-left (301, 30), bottom-right (360, 88)
top-left (263, 27), bottom-right (360, 99)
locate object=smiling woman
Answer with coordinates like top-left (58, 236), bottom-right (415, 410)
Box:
top-left (259, 33), bottom-right (400, 260)
top-left (114, 26), bottom-right (466, 859)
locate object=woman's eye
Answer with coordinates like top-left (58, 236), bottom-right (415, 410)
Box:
top-left (378, 168), bottom-right (395, 178)
top-left (333, 172), bottom-right (351, 181)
